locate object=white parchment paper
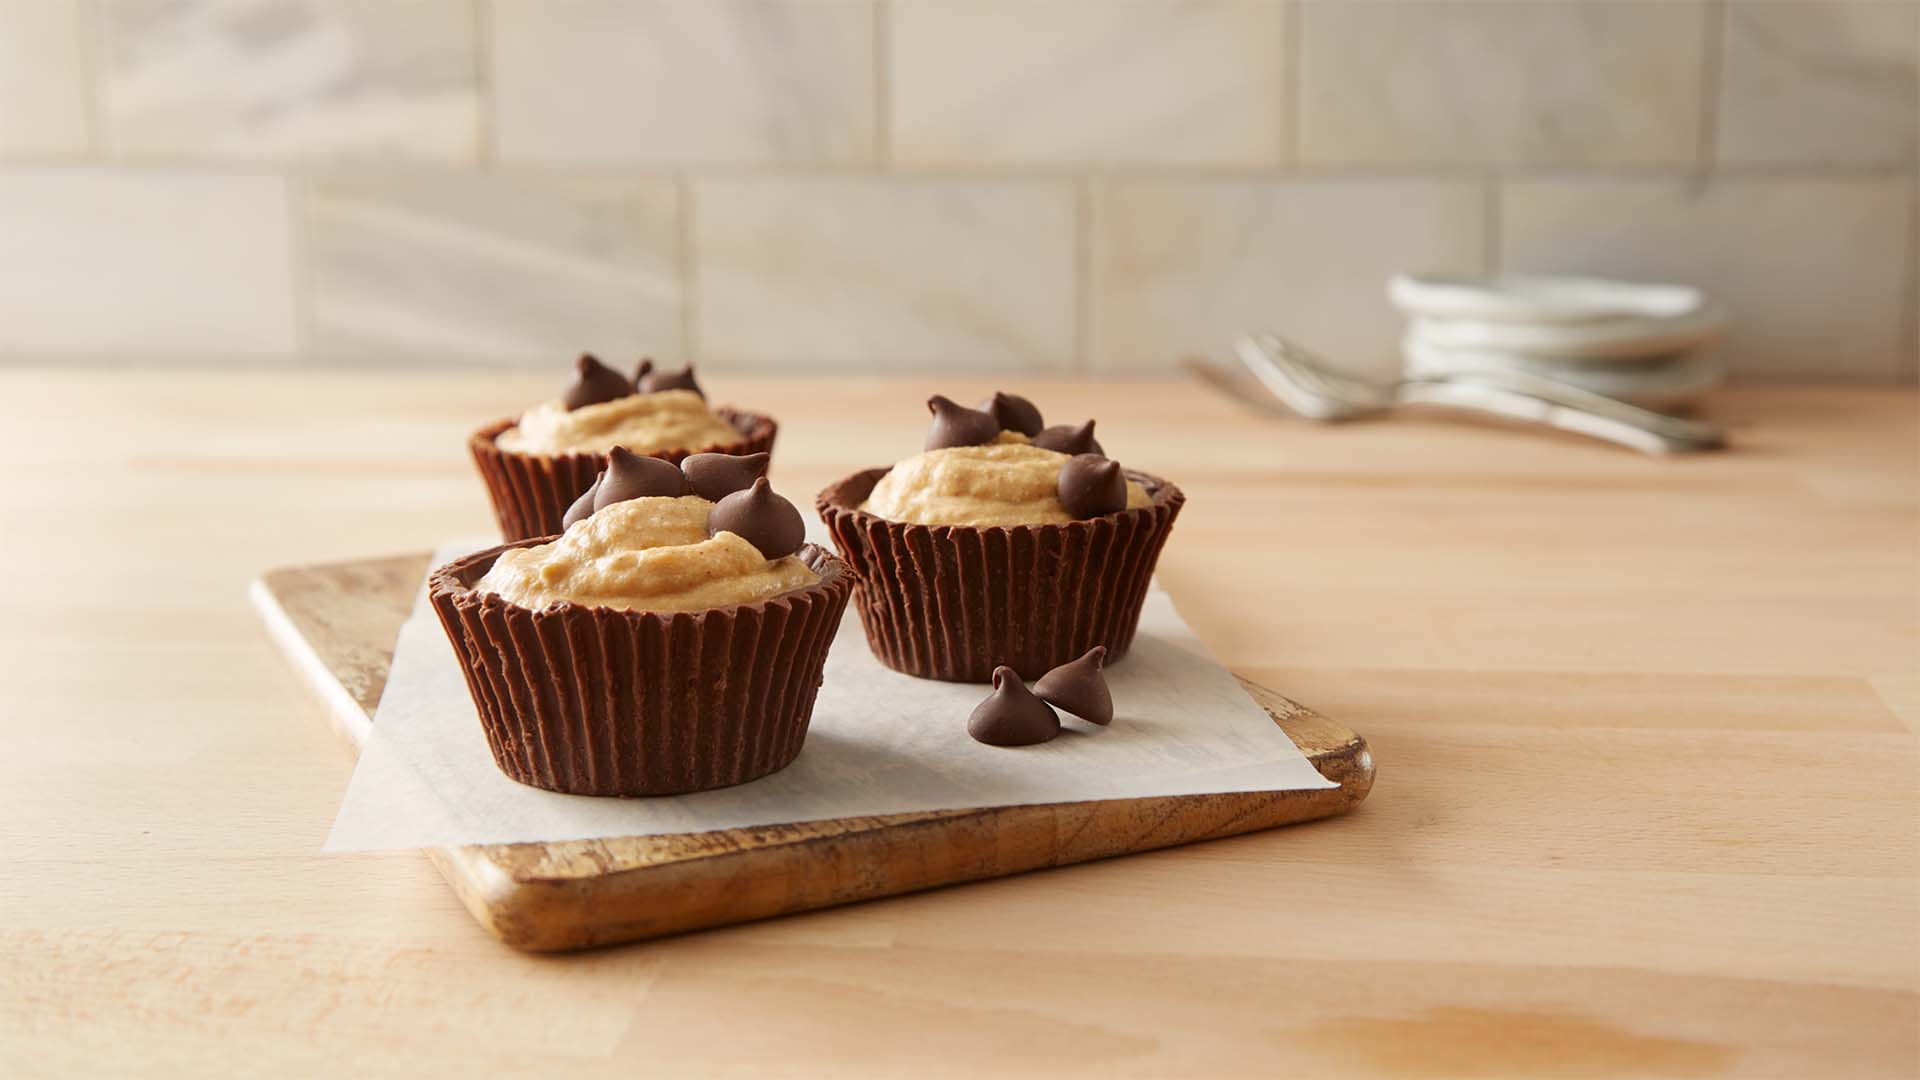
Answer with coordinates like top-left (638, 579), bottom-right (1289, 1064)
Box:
top-left (326, 540), bottom-right (1335, 851)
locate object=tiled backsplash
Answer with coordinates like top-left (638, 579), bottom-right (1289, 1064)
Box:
top-left (0, 0), bottom-right (1914, 380)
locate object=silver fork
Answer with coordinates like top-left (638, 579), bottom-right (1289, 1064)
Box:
top-left (1233, 334), bottom-right (1727, 456)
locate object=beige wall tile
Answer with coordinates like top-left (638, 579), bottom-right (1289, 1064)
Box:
top-left (1502, 176), bottom-right (1914, 381)
top-left (1297, 1), bottom-right (1709, 166)
top-left (304, 174), bottom-right (681, 365)
top-left (694, 178), bottom-right (1074, 370)
top-left (1091, 179), bottom-right (1486, 378)
top-left (0, 0), bottom-right (90, 155)
top-left (492, 0), bottom-right (874, 166)
top-left (99, 0), bottom-right (478, 161)
top-left (1718, 2), bottom-right (1918, 167)
top-left (890, 0), bottom-right (1283, 168)
top-left (0, 169), bottom-right (295, 357)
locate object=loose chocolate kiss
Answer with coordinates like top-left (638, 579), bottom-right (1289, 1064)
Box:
top-left (1031, 646), bottom-right (1113, 726)
top-left (562, 353), bottom-right (636, 411)
top-left (1031, 420), bottom-right (1103, 457)
top-left (682, 451), bottom-right (770, 502)
top-left (633, 358), bottom-right (654, 387)
top-left (967, 667), bottom-right (1062, 747)
top-left (977, 391), bottom-right (1044, 437)
top-left (925, 394), bottom-right (1001, 450)
top-left (708, 477), bottom-right (805, 560)
top-left (638, 362), bottom-right (704, 398)
top-left (1057, 453), bottom-right (1127, 519)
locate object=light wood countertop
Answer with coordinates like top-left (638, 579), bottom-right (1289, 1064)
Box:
top-left (4, 371), bottom-right (1915, 1077)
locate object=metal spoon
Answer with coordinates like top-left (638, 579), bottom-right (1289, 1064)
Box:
top-left (1233, 334), bottom-right (1727, 456)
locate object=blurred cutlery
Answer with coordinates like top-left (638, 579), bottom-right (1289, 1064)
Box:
top-left (1231, 334), bottom-right (1727, 456)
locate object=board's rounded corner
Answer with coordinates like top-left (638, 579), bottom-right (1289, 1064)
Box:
top-left (426, 847), bottom-right (597, 952)
top-left (1330, 733), bottom-right (1377, 811)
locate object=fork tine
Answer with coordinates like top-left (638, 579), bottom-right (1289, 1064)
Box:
top-left (1233, 336), bottom-right (1367, 421)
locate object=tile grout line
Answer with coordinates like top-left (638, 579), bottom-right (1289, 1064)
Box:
top-left (1905, 176), bottom-right (1919, 380)
top-left (1281, 0), bottom-right (1300, 167)
top-left (471, 0), bottom-right (496, 168)
top-left (77, 0), bottom-right (107, 157)
top-left (679, 174), bottom-right (700, 364)
top-left (1695, 0), bottom-right (1727, 180)
top-left (1074, 178), bottom-right (1092, 375)
top-left (1907, 4), bottom-right (1919, 383)
top-left (872, 0), bottom-right (891, 168)
top-left (0, 154), bottom-right (1905, 184)
top-left (1483, 171), bottom-right (1501, 278)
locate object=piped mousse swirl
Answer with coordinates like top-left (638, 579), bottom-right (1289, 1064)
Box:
top-left (859, 395), bottom-right (1147, 527)
top-left (496, 355), bottom-right (746, 455)
top-left (479, 448), bottom-right (815, 614)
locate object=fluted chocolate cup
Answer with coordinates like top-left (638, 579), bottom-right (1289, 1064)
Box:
top-left (469, 408), bottom-right (778, 541)
top-left (429, 540), bottom-right (851, 797)
top-left (816, 469), bottom-right (1184, 683)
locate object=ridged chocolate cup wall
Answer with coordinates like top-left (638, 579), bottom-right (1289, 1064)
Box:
top-left (428, 541), bottom-right (852, 797)
top-left (469, 408), bottom-right (778, 541)
top-left (816, 469), bottom-right (1185, 683)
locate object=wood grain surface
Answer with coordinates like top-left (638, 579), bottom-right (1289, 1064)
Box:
top-left (3, 372), bottom-right (1915, 1077)
top-left (253, 553), bottom-right (1372, 950)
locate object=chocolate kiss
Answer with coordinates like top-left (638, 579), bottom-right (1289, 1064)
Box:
top-left (638, 362), bottom-right (704, 399)
top-left (925, 394), bottom-right (1001, 451)
top-left (707, 477), bottom-right (805, 559)
top-left (1031, 646), bottom-right (1113, 726)
top-left (967, 667), bottom-right (1062, 747)
top-left (1057, 453), bottom-right (1127, 519)
top-left (593, 446), bottom-right (690, 510)
top-left (976, 391), bottom-right (1044, 437)
top-left (562, 475), bottom-right (603, 529)
top-left (682, 451), bottom-right (771, 502)
top-left (562, 353), bottom-right (636, 411)
top-left (633, 358), bottom-right (654, 388)
top-left (1031, 420), bottom-right (1103, 457)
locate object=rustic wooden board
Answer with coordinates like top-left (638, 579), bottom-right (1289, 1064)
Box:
top-left (253, 553), bottom-right (1375, 952)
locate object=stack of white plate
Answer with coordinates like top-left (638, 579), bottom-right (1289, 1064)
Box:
top-left (1388, 274), bottom-right (1727, 411)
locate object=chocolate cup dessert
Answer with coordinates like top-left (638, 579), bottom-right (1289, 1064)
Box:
top-left (816, 468), bottom-right (1184, 683)
top-left (470, 408), bottom-right (778, 542)
top-left (429, 540), bottom-right (850, 797)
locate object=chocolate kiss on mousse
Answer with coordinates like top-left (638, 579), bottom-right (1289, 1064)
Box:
top-left (561, 475), bottom-right (603, 529)
top-left (562, 435), bottom-right (704, 530)
top-left (708, 477), bottom-right (805, 559)
top-left (967, 667), bottom-right (1061, 747)
top-left (594, 446), bottom-right (691, 509)
top-left (638, 362), bottom-right (704, 399)
top-left (562, 353), bottom-right (636, 411)
top-left (925, 395), bottom-right (1001, 450)
top-left (682, 451), bottom-right (771, 502)
top-left (1031, 420), bottom-right (1103, 457)
top-left (977, 391), bottom-right (1044, 437)
top-left (632, 358), bottom-right (654, 387)
top-left (1031, 646), bottom-right (1113, 726)
top-left (1057, 453), bottom-right (1127, 519)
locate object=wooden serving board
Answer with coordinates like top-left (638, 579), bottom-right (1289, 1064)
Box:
top-left (253, 553), bottom-right (1375, 952)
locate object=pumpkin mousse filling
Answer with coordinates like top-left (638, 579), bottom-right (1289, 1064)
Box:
top-left (496, 388), bottom-right (745, 456)
top-left (477, 447), bottom-right (817, 614)
top-left (861, 440), bottom-right (1150, 527)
